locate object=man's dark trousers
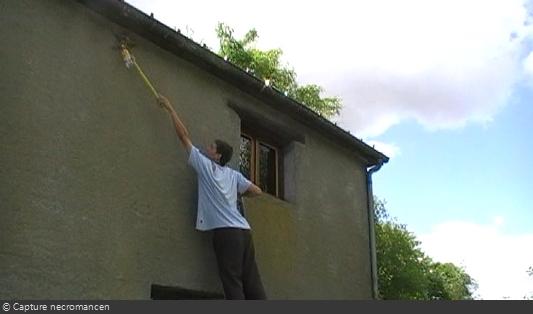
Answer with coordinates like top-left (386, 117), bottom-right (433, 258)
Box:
top-left (212, 227), bottom-right (267, 300)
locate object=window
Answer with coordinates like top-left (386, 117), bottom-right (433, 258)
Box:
top-left (240, 135), bottom-right (253, 180)
top-left (239, 133), bottom-right (281, 198)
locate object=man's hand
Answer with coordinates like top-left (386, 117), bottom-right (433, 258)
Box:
top-left (157, 94), bottom-right (174, 114)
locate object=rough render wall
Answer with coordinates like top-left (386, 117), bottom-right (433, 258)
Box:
top-left (243, 106), bottom-right (372, 299)
top-left (0, 0), bottom-right (371, 299)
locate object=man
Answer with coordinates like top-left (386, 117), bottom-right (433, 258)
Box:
top-left (157, 94), bottom-right (267, 300)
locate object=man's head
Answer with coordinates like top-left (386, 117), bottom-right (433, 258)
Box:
top-left (206, 139), bottom-right (233, 166)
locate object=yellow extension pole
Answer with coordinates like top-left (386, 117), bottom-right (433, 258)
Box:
top-left (132, 60), bottom-right (159, 99)
top-left (120, 45), bottom-right (159, 100)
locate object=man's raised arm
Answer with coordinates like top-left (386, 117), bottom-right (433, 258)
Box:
top-left (158, 94), bottom-right (193, 153)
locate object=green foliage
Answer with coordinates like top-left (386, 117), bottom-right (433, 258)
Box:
top-left (526, 266), bottom-right (533, 300)
top-left (428, 262), bottom-right (477, 300)
top-left (216, 23), bottom-right (342, 118)
top-left (291, 84), bottom-right (342, 118)
top-left (374, 198), bottom-right (476, 300)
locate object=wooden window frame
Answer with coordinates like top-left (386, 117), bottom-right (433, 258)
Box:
top-left (255, 141), bottom-right (279, 198)
top-left (240, 132), bottom-right (281, 198)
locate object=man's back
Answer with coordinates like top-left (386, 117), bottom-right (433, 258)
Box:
top-left (188, 145), bottom-right (252, 231)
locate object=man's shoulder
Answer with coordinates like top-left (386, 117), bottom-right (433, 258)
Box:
top-left (188, 145), bottom-right (213, 174)
top-left (190, 146), bottom-right (210, 162)
top-left (189, 144), bottom-right (200, 155)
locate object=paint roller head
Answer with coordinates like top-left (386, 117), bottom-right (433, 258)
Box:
top-left (113, 33), bottom-right (135, 68)
top-left (120, 45), bottom-right (134, 69)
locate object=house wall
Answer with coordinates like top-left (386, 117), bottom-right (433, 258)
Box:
top-left (0, 0), bottom-right (371, 299)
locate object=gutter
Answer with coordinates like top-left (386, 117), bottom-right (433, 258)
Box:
top-left (76, 0), bottom-right (387, 166)
top-left (366, 159), bottom-right (386, 299)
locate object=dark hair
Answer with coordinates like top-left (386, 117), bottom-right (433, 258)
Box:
top-left (215, 139), bottom-right (233, 166)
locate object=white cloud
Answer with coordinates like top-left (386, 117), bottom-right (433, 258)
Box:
top-left (524, 51), bottom-right (533, 83)
top-left (325, 0), bottom-right (533, 137)
top-left (420, 219), bottom-right (533, 299)
top-left (492, 216), bottom-right (505, 226)
top-left (127, 0), bottom-right (533, 138)
top-left (366, 140), bottom-right (401, 159)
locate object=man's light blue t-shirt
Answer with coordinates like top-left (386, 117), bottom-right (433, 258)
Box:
top-left (188, 145), bottom-right (252, 231)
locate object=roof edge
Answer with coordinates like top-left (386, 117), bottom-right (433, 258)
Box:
top-left (76, 0), bottom-right (389, 166)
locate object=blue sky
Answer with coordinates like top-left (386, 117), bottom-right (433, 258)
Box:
top-left (371, 82), bottom-right (533, 299)
top-left (128, 0), bottom-right (533, 299)
top-left (373, 83), bottom-right (533, 236)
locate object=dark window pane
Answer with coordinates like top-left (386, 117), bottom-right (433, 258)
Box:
top-left (258, 143), bottom-right (277, 196)
top-left (239, 136), bottom-right (252, 180)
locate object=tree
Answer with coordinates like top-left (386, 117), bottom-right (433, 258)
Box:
top-left (427, 262), bottom-right (476, 300)
top-left (374, 198), bottom-right (476, 300)
top-left (526, 266), bottom-right (533, 300)
top-left (374, 198), bottom-right (431, 299)
top-left (216, 23), bottom-right (342, 118)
